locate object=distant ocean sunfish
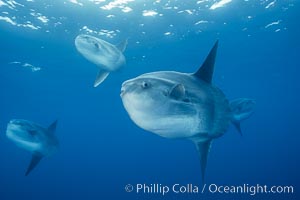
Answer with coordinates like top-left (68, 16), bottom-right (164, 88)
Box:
top-left (75, 34), bottom-right (128, 87)
top-left (6, 119), bottom-right (59, 176)
top-left (120, 41), bottom-right (255, 180)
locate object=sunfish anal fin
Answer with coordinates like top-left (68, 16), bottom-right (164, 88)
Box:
top-left (232, 121), bottom-right (242, 135)
top-left (116, 39), bottom-right (128, 52)
top-left (193, 139), bottom-right (212, 182)
top-left (94, 70), bottom-right (109, 87)
top-left (193, 40), bottom-right (218, 83)
top-left (25, 154), bottom-right (43, 176)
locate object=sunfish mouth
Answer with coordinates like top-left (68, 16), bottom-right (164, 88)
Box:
top-left (9, 119), bottom-right (18, 124)
top-left (120, 81), bottom-right (131, 97)
top-left (7, 121), bottom-right (20, 130)
top-left (120, 84), bottom-right (126, 97)
top-left (120, 89), bottom-right (125, 97)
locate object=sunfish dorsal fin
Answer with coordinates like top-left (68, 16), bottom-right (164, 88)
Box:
top-left (48, 120), bottom-right (58, 134)
top-left (25, 154), bottom-right (43, 176)
top-left (116, 39), bottom-right (128, 52)
top-left (193, 139), bottom-right (212, 182)
top-left (94, 70), bottom-right (110, 87)
top-left (193, 40), bottom-right (219, 83)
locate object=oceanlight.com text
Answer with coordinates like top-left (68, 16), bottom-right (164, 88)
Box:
top-left (124, 183), bottom-right (294, 196)
top-left (207, 183), bottom-right (294, 196)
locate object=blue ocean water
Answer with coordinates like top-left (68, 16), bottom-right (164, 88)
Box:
top-left (0, 0), bottom-right (299, 199)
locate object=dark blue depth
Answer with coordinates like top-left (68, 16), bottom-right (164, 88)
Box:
top-left (0, 1), bottom-right (299, 199)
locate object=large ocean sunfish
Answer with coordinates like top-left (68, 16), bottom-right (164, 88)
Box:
top-left (120, 41), bottom-right (255, 180)
top-left (6, 119), bottom-right (59, 176)
top-left (75, 34), bottom-right (128, 87)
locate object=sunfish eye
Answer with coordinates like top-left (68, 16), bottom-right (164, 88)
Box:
top-left (94, 43), bottom-right (99, 49)
top-left (183, 98), bottom-right (190, 103)
top-left (28, 130), bottom-right (37, 136)
top-left (141, 81), bottom-right (151, 89)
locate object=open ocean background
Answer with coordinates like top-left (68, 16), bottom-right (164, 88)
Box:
top-left (0, 0), bottom-right (299, 199)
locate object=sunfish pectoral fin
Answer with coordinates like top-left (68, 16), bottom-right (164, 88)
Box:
top-left (94, 70), bottom-right (110, 87)
top-left (193, 139), bottom-right (212, 182)
top-left (25, 154), bottom-right (43, 176)
top-left (169, 84), bottom-right (185, 100)
top-left (193, 40), bottom-right (219, 83)
top-left (116, 39), bottom-right (128, 52)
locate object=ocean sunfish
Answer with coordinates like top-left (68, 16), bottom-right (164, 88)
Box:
top-left (75, 34), bottom-right (128, 87)
top-left (120, 41), bottom-right (255, 180)
top-left (6, 119), bottom-right (59, 176)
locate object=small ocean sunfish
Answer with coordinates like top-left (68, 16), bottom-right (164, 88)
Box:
top-left (6, 119), bottom-right (59, 176)
top-left (75, 34), bottom-right (128, 87)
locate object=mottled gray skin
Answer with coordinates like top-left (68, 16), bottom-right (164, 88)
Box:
top-left (121, 71), bottom-right (232, 142)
